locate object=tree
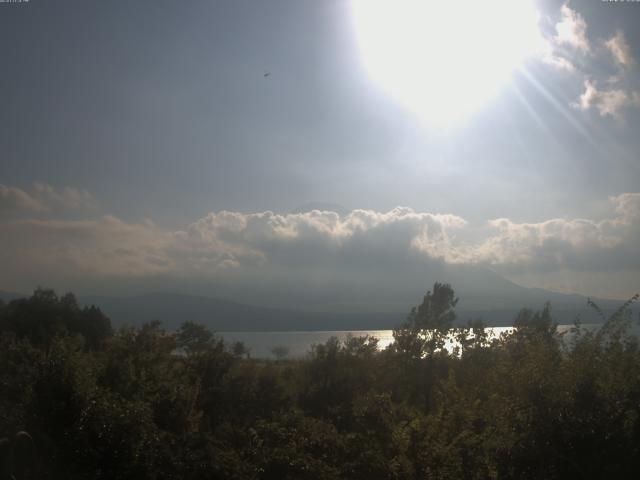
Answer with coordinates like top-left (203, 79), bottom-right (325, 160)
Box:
top-left (176, 321), bottom-right (214, 356)
top-left (393, 282), bottom-right (458, 357)
top-left (0, 288), bottom-right (111, 350)
top-left (270, 345), bottom-right (290, 361)
top-left (408, 282), bottom-right (458, 331)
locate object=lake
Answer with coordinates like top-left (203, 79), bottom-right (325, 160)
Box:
top-left (219, 324), bottom-right (610, 358)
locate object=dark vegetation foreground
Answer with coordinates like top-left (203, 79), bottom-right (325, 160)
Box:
top-left (1, 284), bottom-right (639, 479)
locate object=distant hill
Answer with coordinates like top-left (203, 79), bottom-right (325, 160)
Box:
top-left (79, 291), bottom-right (634, 332)
top-left (3, 281), bottom-right (637, 331)
top-left (79, 293), bottom-right (404, 331)
top-left (0, 290), bottom-right (26, 303)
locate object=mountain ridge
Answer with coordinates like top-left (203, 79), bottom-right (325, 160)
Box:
top-left (2, 286), bottom-right (635, 331)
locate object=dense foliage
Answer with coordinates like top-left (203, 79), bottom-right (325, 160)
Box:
top-left (1, 285), bottom-right (639, 479)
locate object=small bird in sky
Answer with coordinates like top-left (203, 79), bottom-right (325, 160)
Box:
top-left (263, 71), bottom-right (270, 77)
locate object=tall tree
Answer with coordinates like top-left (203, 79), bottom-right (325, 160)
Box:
top-left (393, 282), bottom-right (458, 357)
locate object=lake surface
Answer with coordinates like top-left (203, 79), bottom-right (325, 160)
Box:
top-left (220, 323), bottom-right (640, 358)
top-left (219, 325), bottom-right (604, 358)
top-left (221, 330), bottom-right (397, 358)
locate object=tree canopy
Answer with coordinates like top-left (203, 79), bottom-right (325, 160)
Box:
top-left (0, 285), bottom-right (639, 479)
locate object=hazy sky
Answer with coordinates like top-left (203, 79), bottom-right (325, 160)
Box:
top-left (1, 0), bottom-right (639, 302)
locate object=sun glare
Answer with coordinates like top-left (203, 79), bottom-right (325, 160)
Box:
top-left (351, 0), bottom-right (543, 126)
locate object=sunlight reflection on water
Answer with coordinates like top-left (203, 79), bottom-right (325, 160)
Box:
top-left (220, 324), bottom-right (614, 359)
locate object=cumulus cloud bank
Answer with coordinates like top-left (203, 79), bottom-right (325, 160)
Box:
top-left (470, 193), bottom-right (640, 272)
top-left (183, 207), bottom-right (467, 269)
top-left (176, 194), bottom-right (640, 276)
top-left (1, 184), bottom-right (639, 297)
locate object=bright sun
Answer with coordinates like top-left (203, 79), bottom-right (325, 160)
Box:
top-left (351, 0), bottom-right (543, 126)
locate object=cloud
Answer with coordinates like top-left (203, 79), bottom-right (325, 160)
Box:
top-left (1, 195), bottom-right (639, 292)
top-left (0, 185), bottom-right (45, 212)
top-left (0, 207), bottom-right (466, 286)
top-left (33, 183), bottom-right (95, 210)
top-left (467, 193), bottom-right (640, 273)
top-left (534, 3), bottom-right (640, 121)
top-left (0, 183), bottom-right (95, 215)
top-left (541, 49), bottom-right (576, 72)
top-left (0, 216), bottom-right (175, 278)
top-left (536, 4), bottom-right (589, 73)
top-left (179, 207), bottom-right (467, 270)
top-left (605, 30), bottom-right (634, 68)
top-left (573, 80), bottom-right (637, 119)
top-left (554, 4), bottom-right (590, 53)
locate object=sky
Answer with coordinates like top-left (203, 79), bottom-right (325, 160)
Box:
top-left (1, 0), bottom-right (639, 303)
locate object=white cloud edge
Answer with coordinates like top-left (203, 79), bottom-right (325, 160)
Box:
top-left (605, 30), bottom-right (634, 69)
top-left (554, 3), bottom-right (590, 53)
top-left (1, 191), bottom-right (639, 281)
